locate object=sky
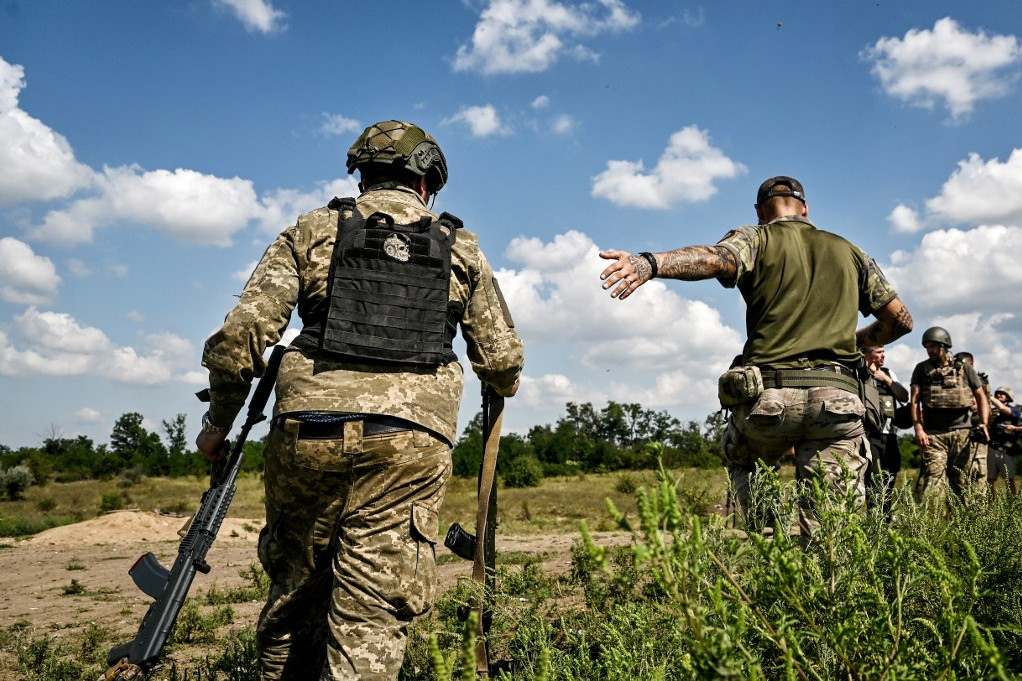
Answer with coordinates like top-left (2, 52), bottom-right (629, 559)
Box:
top-left (2, 0), bottom-right (1022, 450)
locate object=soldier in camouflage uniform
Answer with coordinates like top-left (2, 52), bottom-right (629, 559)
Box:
top-left (910, 328), bottom-right (989, 500)
top-left (599, 176), bottom-right (913, 536)
top-left (195, 121), bottom-right (524, 680)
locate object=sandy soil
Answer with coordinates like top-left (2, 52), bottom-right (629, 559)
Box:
top-left (0, 510), bottom-right (620, 677)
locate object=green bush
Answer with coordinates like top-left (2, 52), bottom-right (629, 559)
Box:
top-left (503, 456), bottom-right (543, 488)
top-left (0, 465), bottom-right (35, 500)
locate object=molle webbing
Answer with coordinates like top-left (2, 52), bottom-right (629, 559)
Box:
top-left (761, 367), bottom-right (860, 393)
top-left (313, 198), bottom-right (460, 367)
top-left (920, 360), bottom-right (973, 409)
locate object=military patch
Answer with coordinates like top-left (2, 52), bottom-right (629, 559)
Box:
top-left (383, 233), bottom-right (411, 262)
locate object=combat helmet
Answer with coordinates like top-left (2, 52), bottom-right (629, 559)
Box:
top-left (346, 120), bottom-right (448, 194)
top-left (995, 386), bottom-right (1015, 403)
top-left (921, 326), bottom-right (953, 348)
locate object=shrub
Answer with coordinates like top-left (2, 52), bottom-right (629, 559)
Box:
top-left (503, 456), bottom-right (543, 488)
top-left (0, 465), bottom-right (35, 500)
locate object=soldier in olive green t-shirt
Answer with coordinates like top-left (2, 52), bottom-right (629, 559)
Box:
top-left (599, 176), bottom-right (913, 536)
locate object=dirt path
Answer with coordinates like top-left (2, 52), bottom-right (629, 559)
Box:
top-left (0, 510), bottom-right (624, 677)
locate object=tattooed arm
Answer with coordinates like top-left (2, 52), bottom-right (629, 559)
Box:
top-left (598, 246), bottom-right (737, 300)
top-left (855, 296), bottom-right (914, 348)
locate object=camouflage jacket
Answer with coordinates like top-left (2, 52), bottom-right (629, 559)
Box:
top-left (200, 185), bottom-right (524, 445)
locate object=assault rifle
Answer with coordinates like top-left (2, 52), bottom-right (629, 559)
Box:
top-left (100, 345), bottom-right (285, 681)
top-left (444, 383), bottom-right (503, 677)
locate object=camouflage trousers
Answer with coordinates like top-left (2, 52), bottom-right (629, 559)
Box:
top-left (722, 386), bottom-right (870, 536)
top-left (256, 417), bottom-right (451, 680)
top-left (915, 428), bottom-right (984, 500)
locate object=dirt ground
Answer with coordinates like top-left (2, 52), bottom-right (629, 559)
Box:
top-left (0, 510), bottom-right (619, 678)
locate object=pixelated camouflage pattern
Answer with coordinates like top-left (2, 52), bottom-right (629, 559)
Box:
top-left (722, 386), bottom-right (870, 536)
top-left (200, 186), bottom-right (524, 444)
top-left (915, 428), bottom-right (985, 500)
top-left (256, 419), bottom-right (450, 679)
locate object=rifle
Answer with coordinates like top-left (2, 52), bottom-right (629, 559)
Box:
top-left (443, 383), bottom-right (503, 677)
top-left (100, 345), bottom-right (285, 681)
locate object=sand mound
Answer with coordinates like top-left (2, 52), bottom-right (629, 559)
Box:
top-left (29, 510), bottom-right (263, 546)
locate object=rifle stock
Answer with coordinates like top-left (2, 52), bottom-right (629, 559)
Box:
top-left (100, 345), bottom-right (285, 680)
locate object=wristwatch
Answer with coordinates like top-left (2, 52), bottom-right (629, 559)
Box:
top-left (201, 411), bottom-right (228, 435)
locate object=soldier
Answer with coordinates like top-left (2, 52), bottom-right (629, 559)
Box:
top-left (987, 386), bottom-right (1020, 497)
top-left (195, 120), bottom-right (524, 680)
top-left (598, 176), bottom-right (913, 536)
top-left (909, 327), bottom-right (989, 500)
top-left (862, 345), bottom-right (908, 519)
top-left (955, 350), bottom-right (991, 484)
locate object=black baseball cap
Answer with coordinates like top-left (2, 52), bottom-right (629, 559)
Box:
top-left (756, 176), bottom-right (806, 205)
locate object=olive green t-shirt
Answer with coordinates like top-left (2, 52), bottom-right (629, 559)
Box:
top-left (716, 216), bottom-right (896, 369)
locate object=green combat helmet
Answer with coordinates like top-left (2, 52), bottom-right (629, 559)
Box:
top-left (921, 326), bottom-right (953, 348)
top-left (346, 120), bottom-right (448, 194)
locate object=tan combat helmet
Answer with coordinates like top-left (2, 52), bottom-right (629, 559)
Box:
top-left (346, 120), bottom-right (448, 194)
top-left (995, 386), bottom-right (1014, 403)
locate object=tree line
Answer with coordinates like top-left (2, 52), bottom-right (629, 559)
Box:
top-left (0, 401), bottom-right (727, 497)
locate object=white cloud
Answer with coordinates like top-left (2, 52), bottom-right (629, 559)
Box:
top-left (75, 407), bottom-right (103, 424)
top-left (214, 0), bottom-right (287, 34)
top-left (66, 258), bottom-right (91, 278)
top-left (531, 95), bottom-right (550, 109)
top-left (0, 56), bottom-right (94, 204)
top-left (30, 165), bottom-right (264, 246)
top-left (886, 224), bottom-right (1022, 313)
top-left (443, 105), bottom-right (511, 137)
top-left (320, 113), bottom-right (360, 136)
top-left (0, 237), bottom-right (60, 305)
top-left (888, 149), bottom-right (1022, 233)
top-left (257, 177), bottom-right (360, 235)
top-left (591, 125), bottom-right (747, 209)
top-left (453, 0), bottom-right (640, 75)
top-left (550, 114), bottom-right (576, 135)
top-left (0, 307), bottom-right (194, 384)
top-left (863, 17), bottom-right (1022, 121)
top-left (888, 204), bottom-right (922, 234)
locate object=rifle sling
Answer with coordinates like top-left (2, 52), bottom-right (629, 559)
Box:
top-left (472, 389), bottom-right (503, 676)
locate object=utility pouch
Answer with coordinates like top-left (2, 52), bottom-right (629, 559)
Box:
top-left (718, 365), bottom-right (764, 407)
top-left (859, 373), bottom-right (884, 435)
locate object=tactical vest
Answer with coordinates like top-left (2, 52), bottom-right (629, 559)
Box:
top-left (919, 359), bottom-right (973, 409)
top-left (294, 197), bottom-right (461, 367)
top-left (875, 369), bottom-right (897, 419)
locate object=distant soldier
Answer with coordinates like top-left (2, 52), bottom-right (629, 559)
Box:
top-left (862, 345), bottom-right (908, 518)
top-left (955, 351), bottom-right (991, 482)
top-left (910, 328), bottom-right (989, 500)
top-left (987, 386), bottom-right (1021, 497)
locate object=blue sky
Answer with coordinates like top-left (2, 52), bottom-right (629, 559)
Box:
top-left (2, 0), bottom-right (1022, 449)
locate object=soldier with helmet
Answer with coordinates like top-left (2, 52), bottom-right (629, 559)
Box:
top-left (987, 385), bottom-right (1021, 496)
top-left (909, 327), bottom-right (989, 500)
top-left (598, 176), bottom-right (914, 536)
top-left (195, 120), bottom-right (524, 679)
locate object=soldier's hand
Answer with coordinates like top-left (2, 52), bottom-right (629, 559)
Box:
top-left (196, 431), bottom-right (230, 462)
top-left (599, 250), bottom-right (649, 300)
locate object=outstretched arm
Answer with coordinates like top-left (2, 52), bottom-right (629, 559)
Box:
top-left (599, 246), bottom-right (737, 300)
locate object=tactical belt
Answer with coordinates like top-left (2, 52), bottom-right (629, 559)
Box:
top-left (273, 412), bottom-right (426, 439)
top-left (760, 365), bottom-right (860, 393)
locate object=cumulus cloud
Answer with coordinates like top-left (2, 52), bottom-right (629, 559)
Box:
top-left (214, 0), bottom-right (287, 34)
top-left (887, 149), bottom-right (1022, 233)
top-left (0, 237), bottom-right (60, 304)
top-left (75, 407), bottom-right (103, 423)
top-left (453, 0), bottom-right (640, 75)
top-left (886, 224), bottom-right (1022, 313)
top-left (549, 114), bottom-right (576, 135)
top-left (257, 177), bottom-right (360, 235)
top-left (863, 17), bottom-right (1022, 121)
top-left (30, 165), bottom-right (263, 246)
top-left (0, 56), bottom-right (94, 203)
top-left (320, 113), bottom-right (360, 136)
top-left (0, 307), bottom-right (195, 384)
top-left (443, 105), bottom-right (511, 137)
top-left (591, 125), bottom-right (747, 209)
top-left (531, 95), bottom-right (550, 109)
top-left (498, 230), bottom-right (743, 410)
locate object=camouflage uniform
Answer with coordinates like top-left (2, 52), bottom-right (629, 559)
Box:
top-left (910, 358), bottom-right (985, 499)
top-left (717, 216), bottom-right (897, 535)
top-left (201, 184), bottom-right (523, 680)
